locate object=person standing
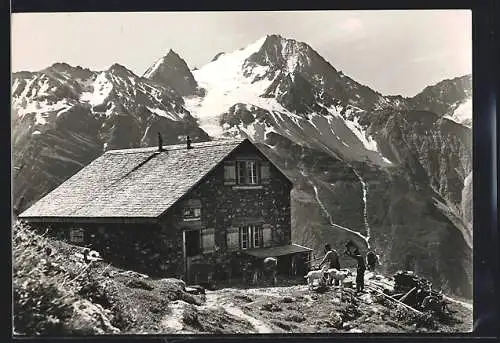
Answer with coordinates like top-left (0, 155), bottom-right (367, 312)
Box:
top-left (319, 244), bottom-right (340, 285)
top-left (347, 249), bottom-right (366, 292)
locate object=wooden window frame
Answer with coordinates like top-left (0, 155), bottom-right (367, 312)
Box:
top-left (241, 226), bottom-right (250, 249)
top-left (236, 160), bottom-right (260, 186)
top-left (239, 224), bottom-right (264, 249)
top-left (183, 199), bottom-right (202, 222)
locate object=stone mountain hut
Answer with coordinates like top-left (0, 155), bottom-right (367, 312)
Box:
top-left (19, 137), bottom-right (312, 284)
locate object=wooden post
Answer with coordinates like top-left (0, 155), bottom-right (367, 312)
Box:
top-left (398, 286), bottom-right (417, 303)
top-left (182, 230), bottom-right (187, 281)
top-left (367, 285), bottom-right (424, 315)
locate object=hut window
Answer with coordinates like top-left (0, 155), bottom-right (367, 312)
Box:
top-left (240, 226), bottom-right (250, 249)
top-left (183, 199), bottom-right (201, 221)
top-left (239, 224), bottom-right (263, 249)
top-left (69, 228), bottom-right (84, 243)
top-left (236, 160), bottom-right (259, 185)
top-left (183, 208), bottom-right (201, 221)
top-left (253, 225), bottom-right (263, 248)
top-left (201, 228), bottom-right (215, 254)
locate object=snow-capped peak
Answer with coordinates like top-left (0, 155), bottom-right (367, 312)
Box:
top-left (143, 49), bottom-right (183, 79)
top-left (183, 36), bottom-right (275, 136)
top-left (142, 49), bottom-right (199, 96)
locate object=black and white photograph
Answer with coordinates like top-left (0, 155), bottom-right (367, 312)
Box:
top-left (11, 9), bottom-right (475, 335)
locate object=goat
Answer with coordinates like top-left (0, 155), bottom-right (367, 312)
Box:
top-left (304, 265), bottom-right (328, 289)
top-left (326, 268), bottom-right (351, 287)
top-left (326, 268), bottom-right (352, 300)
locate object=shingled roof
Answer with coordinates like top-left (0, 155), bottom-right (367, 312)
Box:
top-left (19, 139), bottom-right (246, 219)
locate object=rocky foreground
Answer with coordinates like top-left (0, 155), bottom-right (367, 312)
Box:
top-left (13, 223), bottom-right (472, 336)
top-left (164, 279), bottom-right (473, 334)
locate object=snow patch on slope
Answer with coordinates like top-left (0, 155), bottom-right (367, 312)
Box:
top-left (343, 116), bottom-right (378, 152)
top-left (185, 36), bottom-right (274, 137)
top-left (445, 98), bottom-right (472, 127)
top-left (146, 106), bottom-right (180, 121)
top-left (15, 99), bottom-right (72, 124)
top-left (80, 72), bottom-right (113, 106)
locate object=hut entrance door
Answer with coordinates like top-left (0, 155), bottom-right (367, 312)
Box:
top-left (183, 229), bottom-right (201, 283)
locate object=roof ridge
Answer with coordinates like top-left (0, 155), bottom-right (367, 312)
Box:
top-left (106, 138), bottom-right (245, 154)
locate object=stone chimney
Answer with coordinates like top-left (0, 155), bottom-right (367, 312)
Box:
top-left (186, 136), bottom-right (192, 149)
top-left (157, 132), bottom-right (164, 152)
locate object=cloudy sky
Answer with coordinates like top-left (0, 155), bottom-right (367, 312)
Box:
top-left (11, 10), bottom-right (471, 96)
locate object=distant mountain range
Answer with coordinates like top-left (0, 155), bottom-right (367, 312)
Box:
top-left (11, 34), bottom-right (473, 298)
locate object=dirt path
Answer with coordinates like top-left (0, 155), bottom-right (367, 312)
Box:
top-left (205, 290), bottom-right (274, 333)
top-left (160, 301), bottom-right (185, 332)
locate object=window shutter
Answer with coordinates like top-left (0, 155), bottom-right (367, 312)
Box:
top-left (224, 162), bottom-right (236, 185)
top-left (226, 227), bottom-right (240, 251)
top-left (70, 228), bottom-right (85, 243)
top-left (201, 228), bottom-right (215, 254)
top-left (262, 224), bottom-right (272, 247)
top-left (260, 162), bottom-right (270, 184)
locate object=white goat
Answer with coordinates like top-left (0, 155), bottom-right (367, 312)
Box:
top-left (326, 268), bottom-right (351, 287)
top-left (304, 265), bottom-right (328, 289)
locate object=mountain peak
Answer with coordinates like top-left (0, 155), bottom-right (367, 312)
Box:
top-left (108, 63), bottom-right (132, 72)
top-left (166, 49), bottom-right (181, 58)
top-left (243, 33), bottom-right (326, 76)
top-left (44, 62), bottom-right (82, 74)
top-left (105, 63), bottom-right (138, 80)
top-left (143, 50), bottom-right (199, 96)
top-left (49, 62), bottom-right (72, 69)
top-left (40, 62), bottom-right (95, 81)
top-left (263, 33), bottom-right (286, 43)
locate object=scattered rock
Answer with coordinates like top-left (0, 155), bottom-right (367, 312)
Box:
top-left (281, 296), bottom-right (295, 303)
top-left (328, 311), bottom-right (343, 328)
top-left (182, 306), bottom-right (202, 329)
top-left (272, 320), bottom-right (295, 331)
top-left (260, 302), bottom-right (282, 312)
top-left (159, 278), bottom-right (186, 290)
top-left (386, 320), bottom-right (404, 329)
top-left (331, 297), bottom-right (341, 304)
top-left (348, 328), bottom-right (363, 333)
top-left (185, 285), bottom-right (205, 295)
top-left (285, 313), bottom-right (306, 323)
top-left (359, 293), bottom-right (373, 304)
top-left (125, 279), bottom-right (154, 291)
top-left (71, 299), bottom-right (121, 334)
top-left (340, 303), bottom-right (362, 321)
top-left (119, 270), bottom-right (149, 279)
top-left (235, 294), bottom-right (253, 303)
top-left (342, 322), bottom-right (351, 330)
